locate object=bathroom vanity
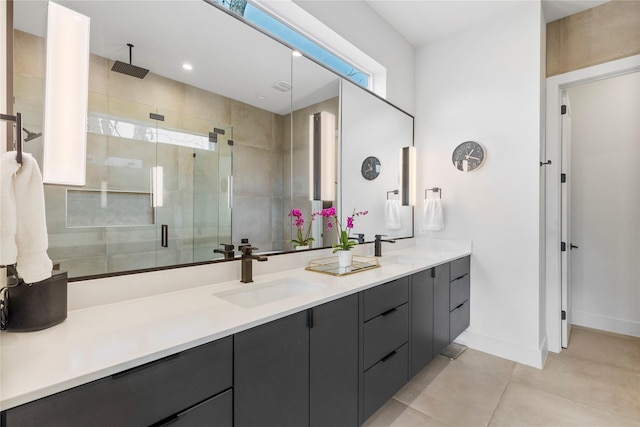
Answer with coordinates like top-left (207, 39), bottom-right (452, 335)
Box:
top-left (0, 247), bottom-right (470, 426)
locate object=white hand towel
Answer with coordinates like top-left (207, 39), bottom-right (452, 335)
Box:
top-left (385, 199), bottom-right (401, 230)
top-left (1, 152), bottom-right (21, 265)
top-left (1, 152), bottom-right (52, 283)
top-left (423, 198), bottom-right (444, 231)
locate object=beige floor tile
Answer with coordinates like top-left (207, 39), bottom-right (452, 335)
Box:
top-left (395, 355), bottom-right (451, 404)
top-left (363, 398), bottom-right (450, 427)
top-left (400, 350), bottom-right (514, 427)
top-left (512, 352), bottom-right (640, 423)
top-left (489, 382), bottom-right (640, 427)
top-left (565, 326), bottom-right (640, 374)
top-left (363, 398), bottom-right (411, 427)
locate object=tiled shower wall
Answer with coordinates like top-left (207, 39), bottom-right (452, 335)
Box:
top-left (14, 30), bottom-right (286, 277)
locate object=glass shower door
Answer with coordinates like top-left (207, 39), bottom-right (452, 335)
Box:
top-left (194, 124), bottom-right (233, 262)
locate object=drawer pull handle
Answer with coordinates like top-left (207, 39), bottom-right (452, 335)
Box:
top-left (156, 414), bottom-right (180, 426)
top-left (380, 307), bottom-right (397, 317)
top-left (112, 353), bottom-right (180, 380)
top-left (381, 350), bottom-right (397, 362)
top-left (452, 274), bottom-right (467, 282)
top-left (455, 302), bottom-right (465, 310)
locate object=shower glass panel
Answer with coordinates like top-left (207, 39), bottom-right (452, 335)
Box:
top-left (154, 107), bottom-right (233, 266)
top-left (194, 124), bottom-right (233, 263)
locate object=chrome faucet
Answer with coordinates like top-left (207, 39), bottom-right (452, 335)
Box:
top-left (239, 244), bottom-right (268, 283)
top-left (374, 234), bottom-right (396, 257)
top-left (214, 243), bottom-right (235, 261)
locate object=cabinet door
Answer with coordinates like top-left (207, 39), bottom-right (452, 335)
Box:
top-left (234, 311), bottom-right (310, 427)
top-left (410, 269), bottom-right (434, 377)
top-left (310, 294), bottom-right (359, 427)
top-left (432, 263), bottom-right (451, 358)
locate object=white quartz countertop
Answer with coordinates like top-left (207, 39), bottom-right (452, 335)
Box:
top-left (0, 245), bottom-right (470, 411)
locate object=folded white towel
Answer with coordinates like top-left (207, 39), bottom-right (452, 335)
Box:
top-left (1, 152), bottom-right (52, 283)
top-left (423, 198), bottom-right (444, 231)
top-left (385, 199), bottom-right (401, 230)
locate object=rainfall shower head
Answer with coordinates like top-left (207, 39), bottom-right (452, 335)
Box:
top-left (111, 43), bottom-right (149, 79)
top-left (23, 127), bottom-right (42, 142)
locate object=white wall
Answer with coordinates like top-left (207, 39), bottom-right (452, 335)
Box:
top-left (292, 0), bottom-right (415, 115)
top-left (567, 72), bottom-right (640, 337)
top-left (415, 1), bottom-right (546, 367)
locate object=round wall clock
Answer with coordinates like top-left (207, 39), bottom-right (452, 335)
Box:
top-left (361, 156), bottom-right (381, 180)
top-left (452, 141), bottom-right (486, 172)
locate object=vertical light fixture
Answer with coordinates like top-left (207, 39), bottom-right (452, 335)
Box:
top-left (309, 111), bottom-right (336, 201)
top-left (42, 2), bottom-right (90, 186)
top-left (152, 166), bottom-right (164, 207)
top-left (399, 146), bottom-right (416, 206)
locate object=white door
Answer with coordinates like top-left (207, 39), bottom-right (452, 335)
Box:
top-left (560, 91), bottom-right (572, 348)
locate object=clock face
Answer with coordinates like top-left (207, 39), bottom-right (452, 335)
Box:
top-left (361, 156), bottom-right (381, 180)
top-left (452, 141), bottom-right (486, 172)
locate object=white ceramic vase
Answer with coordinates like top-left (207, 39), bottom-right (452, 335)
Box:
top-left (337, 250), bottom-right (353, 268)
top-left (295, 245), bottom-right (310, 251)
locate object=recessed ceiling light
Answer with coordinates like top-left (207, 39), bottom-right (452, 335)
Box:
top-left (292, 50), bottom-right (302, 57)
top-left (257, 95), bottom-right (265, 99)
top-left (182, 63), bottom-right (193, 71)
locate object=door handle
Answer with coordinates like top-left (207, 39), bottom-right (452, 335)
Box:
top-left (161, 224), bottom-right (168, 248)
top-left (570, 244), bottom-right (579, 250)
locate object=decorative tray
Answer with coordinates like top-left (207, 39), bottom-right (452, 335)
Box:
top-left (305, 255), bottom-right (380, 276)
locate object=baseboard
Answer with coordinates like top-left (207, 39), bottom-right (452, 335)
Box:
top-left (572, 310), bottom-right (640, 338)
top-left (454, 329), bottom-right (545, 369)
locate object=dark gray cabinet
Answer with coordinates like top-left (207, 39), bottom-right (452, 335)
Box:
top-left (409, 268), bottom-right (434, 377)
top-left (360, 277), bottom-right (410, 422)
top-left (310, 294), bottom-right (359, 427)
top-left (433, 263), bottom-right (451, 358)
top-left (234, 294), bottom-right (359, 427)
top-left (234, 311), bottom-right (310, 427)
top-left (449, 256), bottom-right (471, 341)
top-left (3, 336), bottom-right (233, 427)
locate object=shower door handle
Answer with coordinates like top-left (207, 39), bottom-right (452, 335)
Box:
top-left (161, 224), bottom-right (168, 248)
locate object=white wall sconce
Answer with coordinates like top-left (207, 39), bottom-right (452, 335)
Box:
top-left (152, 166), bottom-right (164, 207)
top-left (399, 146), bottom-right (416, 206)
top-left (309, 111), bottom-right (336, 201)
top-left (42, 2), bottom-right (90, 186)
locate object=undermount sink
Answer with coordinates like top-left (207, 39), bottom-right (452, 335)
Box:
top-left (381, 255), bottom-right (426, 265)
top-left (214, 278), bottom-right (326, 308)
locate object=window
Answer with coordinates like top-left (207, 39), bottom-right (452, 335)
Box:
top-left (213, 0), bottom-right (370, 88)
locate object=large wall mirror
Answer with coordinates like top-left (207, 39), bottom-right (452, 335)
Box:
top-left (11, 0), bottom-right (412, 280)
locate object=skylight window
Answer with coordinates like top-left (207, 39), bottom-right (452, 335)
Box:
top-left (213, 0), bottom-right (370, 88)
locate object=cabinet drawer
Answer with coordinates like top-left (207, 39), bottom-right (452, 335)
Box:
top-left (5, 337), bottom-right (233, 427)
top-left (450, 300), bottom-right (470, 341)
top-left (449, 274), bottom-right (470, 311)
top-left (363, 303), bottom-right (408, 370)
top-left (363, 343), bottom-right (408, 421)
top-left (153, 389), bottom-right (232, 427)
top-left (363, 277), bottom-right (409, 321)
top-left (450, 256), bottom-right (470, 281)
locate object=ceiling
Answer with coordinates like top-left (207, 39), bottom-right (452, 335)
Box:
top-left (365, 0), bottom-right (611, 47)
top-left (13, 0), bottom-right (339, 116)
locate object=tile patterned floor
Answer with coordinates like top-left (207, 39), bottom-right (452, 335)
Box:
top-left (364, 326), bottom-right (640, 427)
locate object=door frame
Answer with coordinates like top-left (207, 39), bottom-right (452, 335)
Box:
top-left (545, 54), bottom-right (640, 353)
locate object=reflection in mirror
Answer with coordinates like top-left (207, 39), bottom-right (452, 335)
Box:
top-left (341, 80), bottom-right (414, 241)
top-left (13, 0), bottom-right (292, 278)
top-left (288, 55), bottom-right (341, 250)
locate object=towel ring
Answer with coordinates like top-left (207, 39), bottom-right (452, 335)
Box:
top-left (386, 190), bottom-right (399, 200)
top-left (425, 187), bottom-right (442, 199)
